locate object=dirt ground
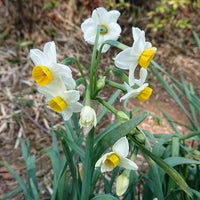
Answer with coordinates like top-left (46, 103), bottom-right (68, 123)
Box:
top-left (0, 0), bottom-right (200, 198)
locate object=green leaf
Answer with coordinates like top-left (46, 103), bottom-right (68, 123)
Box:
top-left (55, 130), bottom-right (85, 160)
top-left (164, 157), bottom-right (200, 167)
top-left (94, 112), bottom-right (148, 161)
top-left (97, 89), bottom-right (121, 123)
top-left (43, 148), bottom-right (63, 184)
top-left (3, 162), bottom-right (28, 196)
top-left (26, 156), bottom-right (39, 195)
top-left (192, 31), bottom-right (200, 49)
top-left (131, 139), bottom-right (193, 198)
top-left (2, 187), bottom-right (22, 200)
top-left (144, 156), bottom-right (164, 199)
top-left (30, 178), bottom-right (40, 200)
top-left (91, 194), bottom-right (119, 200)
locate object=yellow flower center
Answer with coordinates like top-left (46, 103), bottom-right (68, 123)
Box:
top-left (105, 153), bottom-right (120, 168)
top-left (137, 87), bottom-right (153, 101)
top-left (32, 65), bottom-right (53, 86)
top-left (48, 96), bottom-right (67, 112)
top-left (100, 24), bottom-right (108, 35)
top-left (138, 47), bottom-right (157, 68)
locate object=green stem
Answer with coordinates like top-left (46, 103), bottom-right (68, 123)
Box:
top-left (92, 41), bottom-right (129, 97)
top-left (96, 97), bottom-right (118, 115)
top-left (105, 79), bottom-right (126, 92)
top-left (90, 26), bottom-right (101, 98)
top-left (85, 85), bottom-right (90, 106)
top-left (81, 128), bottom-right (95, 200)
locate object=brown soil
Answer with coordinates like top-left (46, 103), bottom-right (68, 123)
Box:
top-left (0, 0), bottom-right (200, 199)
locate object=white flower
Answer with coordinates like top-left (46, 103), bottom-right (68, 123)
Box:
top-left (38, 78), bottom-right (82, 121)
top-left (114, 27), bottom-right (156, 85)
top-left (30, 41), bottom-right (76, 89)
top-left (81, 7), bottom-right (121, 53)
top-left (120, 68), bottom-right (152, 103)
top-left (95, 137), bottom-right (138, 173)
top-left (79, 106), bottom-right (97, 128)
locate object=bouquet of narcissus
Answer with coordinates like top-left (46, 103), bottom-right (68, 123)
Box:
top-left (5, 6), bottom-right (200, 200)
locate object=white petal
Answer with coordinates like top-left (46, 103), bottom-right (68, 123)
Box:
top-left (120, 83), bottom-right (149, 102)
top-left (81, 18), bottom-right (94, 33)
top-left (113, 137), bottom-right (129, 158)
top-left (30, 49), bottom-right (46, 66)
top-left (131, 33), bottom-right (146, 55)
top-left (70, 102), bottom-right (83, 112)
top-left (84, 26), bottom-right (97, 44)
top-left (95, 154), bottom-right (107, 167)
top-left (128, 63), bottom-right (137, 86)
top-left (107, 10), bottom-right (120, 23)
top-left (62, 109), bottom-right (73, 121)
top-left (43, 41), bottom-right (57, 64)
top-left (119, 157), bottom-right (138, 170)
top-left (139, 68), bottom-right (148, 85)
top-left (101, 164), bottom-right (113, 173)
top-left (123, 82), bottom-right (132, 92)
top-left (52, 63), bottom-right (76, 89)
top-left (132, 27), bottom-right (144, 41)
top-left (63, 90), bottom-right (80, 103)
top-left (145, 41), bottom-right (152, 49)
top-left (104, 23), bottom-right (121, 40)
top-left (92, 7), bottom-right (107, 24)
top-left (38, 86), bottom-right (52, 101)
top-left (114, 48), bottom-right (133, 70)
top-left (120, 90), bottom-right (137, 102)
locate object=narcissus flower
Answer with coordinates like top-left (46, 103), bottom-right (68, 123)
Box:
top-left (79, 106), bottom-right (97, 128)
top-left (120, 68), bottom-right (152, 103)
top-left (114, 27), bottom-right (156, 85)
top-left (81, 7), bottom-right (121, 53)
top-left (30, 41), bottom-right (76, 89)
top-left (38, 79), bottom-right (82, 121)
top-left (95, 137), bottom-right (138, 172)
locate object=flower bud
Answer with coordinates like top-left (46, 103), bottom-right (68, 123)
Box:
top-left (134, 132), bottom-right (146, 145)
top-left (96, 76), bottom-right (106, 92)
top-left (116, 174), bottom-right (129, 196)
top-left (79, 106), bottom-right (97, 128)
top-left (116, 111), bottom-right (129, 123)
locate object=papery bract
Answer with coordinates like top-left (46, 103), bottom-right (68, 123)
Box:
top-left (81, 7), bottom-right (121, 53)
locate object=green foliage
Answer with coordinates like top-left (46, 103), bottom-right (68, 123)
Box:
top-left (104, 0), bottom-right (130, 10)
top-left (43, 0), bottom-right (59, 10)
top-left (147, 0), bottom-right (194, 31)
top-left (3, 6), bottom-right (200, 200)
top-left (2, 140), bottom-right (39, 200)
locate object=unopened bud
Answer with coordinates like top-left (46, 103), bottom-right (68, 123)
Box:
top-left (96, 76), bottom-right (106, 92)
top-left (116, 111), bottom-right (129, 123)
top-left (116, 174), bottom-right (129, 196)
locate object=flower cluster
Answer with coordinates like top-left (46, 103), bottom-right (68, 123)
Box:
top-left (81, 7), bottom-right (156, 106)
top-left (30, 6), bottom-right (157, 197)
top-left (114, 27), bottom-right (156, 104)
top-left (30, 41), bottom-right (82, 121)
